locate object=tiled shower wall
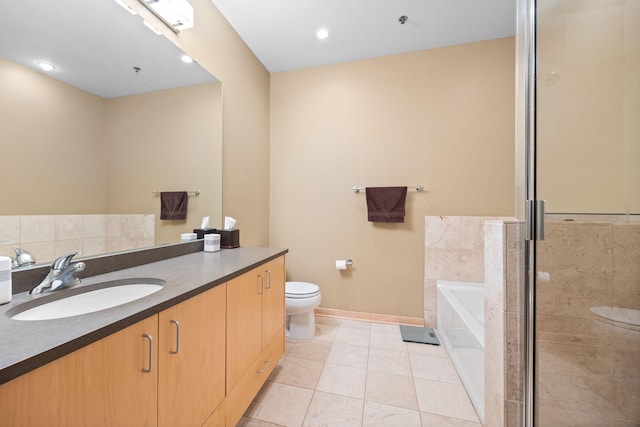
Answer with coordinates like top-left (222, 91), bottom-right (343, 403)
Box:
top-left (536, 220), bottom-right (640, 426)
top-left (0, 214), bottom-right (155, 265)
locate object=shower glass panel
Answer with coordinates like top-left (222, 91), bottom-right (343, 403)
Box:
top-left (535, 0), bottom-right (640, 425)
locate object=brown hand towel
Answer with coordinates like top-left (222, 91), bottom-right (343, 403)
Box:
top-left (160, 191), bottom-right (188, 220)
top-left (365, 187), bottom-right (408, 223)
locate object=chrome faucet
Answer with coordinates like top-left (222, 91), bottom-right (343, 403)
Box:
top-left (30, 252), bottom-right (86, 294)
top-left (12, 248), bottom-right (36, 268)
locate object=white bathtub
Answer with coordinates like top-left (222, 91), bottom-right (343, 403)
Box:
top-left (437, 280), bottom-right (485, 423)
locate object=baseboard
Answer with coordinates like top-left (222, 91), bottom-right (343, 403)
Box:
top-left (314, 307), bottom-right (424, 326)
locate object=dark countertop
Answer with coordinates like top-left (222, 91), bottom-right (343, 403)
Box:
top-left (0, 246), bottom-right (287, 385)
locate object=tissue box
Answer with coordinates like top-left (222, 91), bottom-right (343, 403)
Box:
top-left (215, 229), bottom-right (240, 249)
top-left (193, 228), bottom-right (217, 240)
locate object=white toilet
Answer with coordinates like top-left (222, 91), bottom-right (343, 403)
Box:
top-left (285, 281), bottom-right (321, 340)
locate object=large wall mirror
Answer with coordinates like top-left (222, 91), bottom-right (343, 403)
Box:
top-left (0, 0), bottom-right (223, 268)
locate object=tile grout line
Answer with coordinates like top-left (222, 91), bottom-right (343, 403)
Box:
top-left (361, 327), bottom-right (372, 426)
top-left (405, 338), bottom-right (424, 426)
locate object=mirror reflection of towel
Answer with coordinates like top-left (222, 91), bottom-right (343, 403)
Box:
top-left (160, 191), bottom-right (188, 220)
top-left (365, 187), bottom-right (408, 223)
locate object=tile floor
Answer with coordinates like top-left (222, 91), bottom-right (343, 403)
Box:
top-left (239, 316), bottom-right (482, 427)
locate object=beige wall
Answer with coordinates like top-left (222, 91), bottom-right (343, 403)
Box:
top-left (270, 38), bottom-right (516, 317)
top-left (105, 83), bottom-right (222, 245)
top-left (136, 0), bottom-right (272, 246)
top-left (0, 57), bottom-right (107, 215)
top-left (537, 0), bottom-right (640, 214)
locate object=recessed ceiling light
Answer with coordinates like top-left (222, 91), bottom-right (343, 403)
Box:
top-left (37, 61), bottom-right (55, 72)
top-left (180, 55), bottom-right (194, 63)
top-left (316, 28), bottom-right (329, 40)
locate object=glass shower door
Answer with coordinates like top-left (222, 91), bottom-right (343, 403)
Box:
top-left (534, 0), bottom-right (640, 425)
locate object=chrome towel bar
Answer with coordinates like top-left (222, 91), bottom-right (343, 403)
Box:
top-left (352, 185), bottom-right (423, 193)
top-left (152, 190), bottom-right (200, 197)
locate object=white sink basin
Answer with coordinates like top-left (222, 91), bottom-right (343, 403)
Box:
top-left (11, 281), bottom-right (164, 321)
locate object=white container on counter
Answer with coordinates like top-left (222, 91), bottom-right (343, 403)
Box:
top-left (204, 234), bottom-right (220, 252)
top-left (181, 233), bottom-right (197, 243)
top-left (0, 256), bottom-right (12, 304)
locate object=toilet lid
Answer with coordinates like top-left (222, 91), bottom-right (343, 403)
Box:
top-left (286, 281), bottom-right (320, 298)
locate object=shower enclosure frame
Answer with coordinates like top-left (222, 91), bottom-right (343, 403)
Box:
top-left (518, 0), bottom-right (639, 424)
top-left (520, 0), bottom-right (538, 425)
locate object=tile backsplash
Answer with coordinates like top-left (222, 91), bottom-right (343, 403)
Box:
top-left (0, 214), bottom-right (155, 265)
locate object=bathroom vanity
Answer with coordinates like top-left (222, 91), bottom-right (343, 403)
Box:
top-left (0, 246), bottom-right (287, 427)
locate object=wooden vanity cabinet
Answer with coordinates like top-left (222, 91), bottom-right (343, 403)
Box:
top-left (0, 316), bottom-right (159, 427)
top-left (158, 284), bottom-right (226, 427)
top-left (225, 256), bottom-right (285, 427)
top-left (0, 254), bottom-right (285, 427)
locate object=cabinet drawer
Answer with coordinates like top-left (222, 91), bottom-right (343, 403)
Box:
top-left (225, 328), bottom-right (285, 427)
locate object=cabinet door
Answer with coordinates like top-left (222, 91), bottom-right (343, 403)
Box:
top-left (158, 284), bottom-right (226, 427)
top-left (226, 266), bottom-right (263, 393)
top-left (262, 256), bottom-right (286, 347)
top-left (0, 316), bottom-right (158, 427)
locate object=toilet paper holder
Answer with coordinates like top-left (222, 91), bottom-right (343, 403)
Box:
top-left (335, 259), bottom-right (353, 270)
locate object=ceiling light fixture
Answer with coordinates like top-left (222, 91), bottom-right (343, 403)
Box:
top-left (180, 54), bottom-right (194, 63)
top-left (138, 0), bottom-right (194, 33)
top-left (37, 61), bottom-right (55, 72)
top-left (316, 28), bottom-right (329, 40)
top-left (114, 0), bottom-right (137, 15)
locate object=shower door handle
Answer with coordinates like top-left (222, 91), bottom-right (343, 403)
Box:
top-left (526, 199), bottom-right (546, 241)
top-left (536, 200), bottom-right (545, 241)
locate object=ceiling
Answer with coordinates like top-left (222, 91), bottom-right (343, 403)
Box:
top-left (210, 0), bottom-right (516, 73)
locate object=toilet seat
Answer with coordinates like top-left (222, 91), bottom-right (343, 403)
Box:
top-left (286, 281), bottom-right (320, 299)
